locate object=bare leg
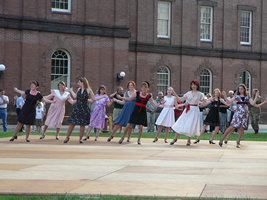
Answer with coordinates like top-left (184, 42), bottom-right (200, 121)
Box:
top-left (194, 124), bottom-right (208, 143)
top-left (56, 128), bottom-right (60, 140)
top-left (119, 123), bottom-right (131, 144)
top-left (236, 127), bottom-right (244, 148)
top-left (25, 125), bottom-right (31, 142)
top-left (219, 126), bottom-right (235, 147)
top-left (164, 127), bottom-right (169, 142)
top-left (95, 128), bottom-right (100, 141)
top-left (79, 126), bottom-right (85, 142)
top-left (40, 125), bottom-right (48, 139)
top-left (64, 124), bottom-right (75, 143)
top-left (137, 125), bottom-right (143, 145)
top-left (84, 126), bottom-right (94, 140)
top-left (153, 125), bottom-right (163, 142)
top-left (209, 126), bottom-right (220, 144)
top-left (108, 124), bottom-right (121, 141)
top-left (187, 137), bottom-right (191, 146)
top-left (127, 128), bottom-right (134, 142)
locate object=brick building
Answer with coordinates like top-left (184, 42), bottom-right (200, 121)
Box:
top-left (0, 0), bottom-right (267, 123)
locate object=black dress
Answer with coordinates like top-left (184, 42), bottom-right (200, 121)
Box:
top-left (18, 90), bottom-right (43, 125)
top-left (204, 100), bottom-right (220, 126)
top-left (129, 91), bottom-right (151, 126)
top-left (68, 89), bottom-right (90, 125)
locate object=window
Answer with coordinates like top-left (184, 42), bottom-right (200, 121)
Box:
top-left (157, 66), bottom-right (170, 94)
top-left (200, 69), bottom-right (212, 94)
top-left (200, 6), bottom-right (213, 41)
top-left (51, 50), bottom-right (70, 90)
top-left (157, 1), bottom-right (171, 38)
top-left (240, 71), bottom-right (251, 93)
top-left (52, 0), bottom-right (71, 13)
top-left (240, 11), bottom-right (252, 45)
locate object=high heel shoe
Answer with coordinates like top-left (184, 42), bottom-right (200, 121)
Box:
top-left (83, 135), bottom-right (90, 141)
top-left (40, 134), bottom-right (45, 139)
top-left (137, 140), bottom-right (141, 145)
top-left (153, 137), bottom-right (158, 143)
top-left (224, 139), bottom-right (228, 144)
top-left (186, 141), bottom-right (191, 146)
top-left (56, 136), bottom-right (59, 140)
top-left (170, 138), bottom-right (177, 145)
top-left (107, 136), bottom-right (113, 142)
top-left (95, 137), bottom-right (98, 142)
top-left (164, 140), bottom-right (168, 143)
top-left (193, 139), bottom-right (200, 144)
top-left (127, 139), bottom-right (130, 142)
top-left (79, 140), bottom-right (83, 144)
top-left (236, 142), bottom-right (240, 148)
top-left (209, 140), bottom-right (216, 144)
top-left (9, 136), bottom-right (18, 142)
top-left (219, 139), bottom-right (223, 147)
top-left (26, 138), bottom-right (30, 142)
top-left (64, 137), bottom-right (69, 143)
top-left (119, 138), bottom-right (124, 144)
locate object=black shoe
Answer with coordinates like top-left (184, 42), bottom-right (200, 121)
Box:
top-left (170, 139), bottom-right (177, 145)
top-left (127, 139), bottom-right (130, 142)
top-left (137, 140), bottom-right (141, 145)
top-left (107, 136), bottom-right (113, 142)
top-left (153, 137), bottom-right (158, 143)
top-left (219, 140), bottom-right (223, 147)
top-left (26, 138), bottom-right (30, 142)
top-left (64, 137), bottom-right (69, 143)
top-left (209, 140), bottom-right (216, 144)
top-left (164, 140), bottom-right (168, 143)
top-left (79, 140), bottom-right (83, 144)
top-left (193, 139), bottom-right (200, 144)
top-left (83, 136), bottom-right (89, 141)
top-left (236, 142), bottom-right (240, 148)
top-left (119, 138), bottom-right (124, 144)
top-left (9, 136), bottom-right (18, 142)
top-left (224, 139), bottom-right (228, 144)
top-left (186, 141), bottom-right (191, 146)
top-left (255, 130), bottom-right (259, 134)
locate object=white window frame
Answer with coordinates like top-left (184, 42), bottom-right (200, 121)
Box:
top-left (157, 66), bottom-right (170, 95)
top-left (200, 68), bottom-right (212, 94)
top-left (240, 71), bottom-right (251, 94)
top-left (157, 1), bottom-right (171, 39)
top-left (51, 49), bottom-right (71, 90)
top-left (240, 11), bottom-right (252, 45)
top-left (200, 6), bottom-right (213, 42)
top-left (52, 0), bottom-right (71, 13)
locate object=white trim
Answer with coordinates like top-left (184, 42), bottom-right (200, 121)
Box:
top-left (240, 10), bottom-right (252, 45)
top-left (200, 68), bottom-right (212, 94)
top-left (51, 0), bottom-right (71, 13)
top-left (200, 6), bottom-right (213, 42)
top-left (157, 66), bottom-right (171, 94)
top-left (157, 1), bottom-right (171, 39)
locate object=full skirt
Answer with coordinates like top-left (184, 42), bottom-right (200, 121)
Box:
top-left (155, 108), bottom-right (175, 127)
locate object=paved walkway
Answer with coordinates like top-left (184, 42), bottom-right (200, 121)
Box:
top-left (0, 136), bottom-right (267, 199)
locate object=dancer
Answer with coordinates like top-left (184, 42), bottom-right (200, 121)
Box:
top-left (118, 81), bottom-right (159, 145)
top-left (107, 81), bottom-right (136, 142)
top-left (153, 87), bottom-right (184, 143)
top-left (63, 77), bottom-right (106, 144)
top-left (193, 88), bottom-right (229, 144)
top-left (219, 84), bottom-right (267, 148)
top-left (170, 80), bottom-right (208, 146)
top-left (83, 85), bottom-right (113, 141)
top-left (10, 81), bottom-right (53, 142)
top-left (40, 81), bottom-right (75, 140)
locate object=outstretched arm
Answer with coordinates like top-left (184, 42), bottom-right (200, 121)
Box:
top-left (252, 98), bottom-right (267, 108)
top-left (69, 87), bottom-right (77, 99)
top-left (249, 91), bottom-right (259, 106)
top-left (88, 88), bottom-right (107, 101)
top-left (122, 92), bottom-right (137, 101)
top-left (14, 88), bottom-right (25, 96)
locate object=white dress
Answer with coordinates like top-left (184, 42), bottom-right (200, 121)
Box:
top-left (155, 96), bottom-right (175, 127)
top-left (172, 91), bottom-right (204, 137)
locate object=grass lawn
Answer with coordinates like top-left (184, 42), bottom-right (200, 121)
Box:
top-left (0, 130), bottom-right (267, 141)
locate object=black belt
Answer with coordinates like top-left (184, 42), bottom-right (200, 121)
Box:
top-left (237, 102), bottom-right (248, 105)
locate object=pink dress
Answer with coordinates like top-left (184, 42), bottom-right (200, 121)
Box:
top-left (89, 94), bottom-right (110, 129)
top-left (45, 90), bottom-right (74, 128)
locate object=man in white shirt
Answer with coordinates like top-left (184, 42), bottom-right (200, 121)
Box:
top-left (16, 94), bottom-right (25, 132)
top-left (0, 89), bottom-right (9, 132)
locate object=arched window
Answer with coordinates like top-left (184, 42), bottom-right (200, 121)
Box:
top-left (157, 66), bottom-right (170, 94)
top-left (240, 71), bottom-right (251, 94)
top-left (200, 69), bottom-right (212, 95)
top-left (51, 50), bottom-right (70, 90)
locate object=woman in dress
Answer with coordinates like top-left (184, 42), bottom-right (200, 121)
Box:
top-left (219, 84), bottom-right (267, 148)
top-left (10, 80), bottom-right (53, 142)
top-left (193, 88), bottom-right (229, 145)
top-left (63, 77), bottom-right (106, 144)
top-left (118, 81), bottom-right (159, 145)
top-left (40, 81), bottom-right (75, 140)
top-left (83, 85), bottom-right (113, 141)
top-left (153, 87), bottom-right (184, 143)
top-left (107, 81), bottom-right (136, 142)
top-left (170, 80), bottom-right (208, 146)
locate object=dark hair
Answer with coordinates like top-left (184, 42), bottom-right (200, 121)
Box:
top-left (0, 89), bottom-right (2, 92)
top-left (126, 81), bottom-right (136, 90)
top-left (190, 80), bottom-right (200, 90)
top-left (237, 84), bottom-right (248, 96)
top-left (98, 85), bottom-right (106, 94)
top-left (141, 82), bottom-right (149, 88)
top-left (57, 81), bottom-right (66, 88)
top-left (30, 80), bottom-right (39, 87)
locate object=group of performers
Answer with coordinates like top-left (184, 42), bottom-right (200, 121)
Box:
top-left (9, 78), bottom-right (267, 148)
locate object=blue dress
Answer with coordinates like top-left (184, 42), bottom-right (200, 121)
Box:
top-left (115, 91), bottom-right (136, 127)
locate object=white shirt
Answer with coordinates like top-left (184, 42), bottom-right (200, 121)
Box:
top-left (16, 96), bottom-right (25, 109)
top-left (183, 91), bottom-right (204, 105)
top-left (36, 107), bottom-right (44, 119)
top-left (0, 95), bottom-right (9, 109)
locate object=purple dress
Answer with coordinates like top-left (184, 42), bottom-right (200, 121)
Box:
top-left (89, 94), bottom-right (110, 129)
top-left (231, 95), bottom-right (250, 129)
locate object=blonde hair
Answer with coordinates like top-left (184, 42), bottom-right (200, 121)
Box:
top-left (213, 88), bottom-right (221, 98)
top-left (80, 77), bottom-right (90, 89)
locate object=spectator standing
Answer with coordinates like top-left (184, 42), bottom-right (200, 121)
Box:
top-left (146, 100), bottom-right (156, 132)
top-left (249, 89), bottom-right (262, 134)
top-left (0, 89), bottom-right (9, 132)
top-left (154, 91), bottom-right (164, 130)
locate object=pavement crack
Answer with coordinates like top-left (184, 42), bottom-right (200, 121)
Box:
top-left (199, 183), bottom-right (207, 198)
top-left (91, 166), bottom-right (126, 181)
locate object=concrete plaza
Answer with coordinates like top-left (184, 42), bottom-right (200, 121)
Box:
top-left (0, 136), bottom-right (267, 199)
